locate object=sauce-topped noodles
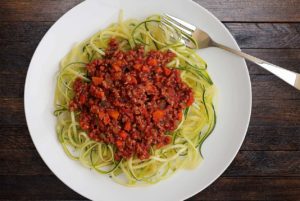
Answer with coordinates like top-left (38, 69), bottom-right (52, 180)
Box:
top-left (54, 14), bottom-right (216, 186)
top-left (69, 39), bottom-right (194, 160)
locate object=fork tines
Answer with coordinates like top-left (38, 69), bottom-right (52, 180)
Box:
top-left (162, 14), bottom-right (196, 35)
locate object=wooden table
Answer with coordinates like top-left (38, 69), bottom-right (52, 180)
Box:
top-left (1, 0), bottom-right (299, 200)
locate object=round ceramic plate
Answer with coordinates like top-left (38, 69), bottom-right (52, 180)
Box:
top-left (24, 0), bottom-right (252, 200)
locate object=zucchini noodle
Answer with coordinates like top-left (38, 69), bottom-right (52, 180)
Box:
top-left (54, 13), bottom-right (216, 186)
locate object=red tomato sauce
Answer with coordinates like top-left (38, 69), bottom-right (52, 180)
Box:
top-left (69, 39), bottom-right (194, 160)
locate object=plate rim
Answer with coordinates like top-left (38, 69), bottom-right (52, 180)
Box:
top-left (24, 0), bottom-right (252, 200)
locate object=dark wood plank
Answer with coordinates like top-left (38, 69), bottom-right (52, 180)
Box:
top-left (226, 23), bottom-right (300, 49)
top-left (0, 126), bottom-right (34, 150)
top-left (1, 22), bottom-right (300, 49)
top-left (251, 74), bottom-right (300, 100)
top-left (2, 93), bottom-right (299, 126)
top-left (0, 22), bottom-right (52, 42)
top-left (223, 151), bottom-right (300, 177)
top-left (0, 98), bottom-right (25, 126)
top-left (0, 124), bottom-right (299, 153)
top-left (195, 0), bottom-right (300, 22)
top-left (244, 49), bottom-right (300, 75)
top-left (1, 22), bottom-right (299, 80)
top-left (1, 150), bottom-right (299, 177)
top-left (1, 124), bottom-right (299, 152)
top-left (0, 69), bottom-right (26, 99)
top-left (4, 73), bottom-right (300, 99)
top-left (0, 176), bottom-right (299, 200)
top-left (251, 99), bottom-right (300, 127)
top-left (1, 55), bottom-right (300, 99)
top-left (1, 0), bottom-right (300, 22)
top-left (0, 41), bottom-right (37, 71)
top-left (0, 0), bottom-right (82, 22)
top-left (0, 150), bottom-right (50, 176)
top-left (188, 177), bottom-right (300, 201)
top-left (0, 175), bottom-right (85, 200)
top-left (0, 0), bottom-right (299, 201)
top-left (242, 126), bottom-right (300, 151)
top-left (1, 23), bottom-right (300, 100)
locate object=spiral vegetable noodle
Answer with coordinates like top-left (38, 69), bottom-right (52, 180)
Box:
top-left (54, 13), bottom-right (216, 186)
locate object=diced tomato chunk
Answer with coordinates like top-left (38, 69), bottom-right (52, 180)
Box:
top-left (92, 77), bottom-right (103, 86)
top-left (156, 142), bottom-right (164, 149)
top-left (119, 131), bottom-right (128, 139)
top-left (70, 39), bottom-right (195, 160)
top-left (164, 136), bottom-right (172, 144)
top-left (142, 65), bottom-right (150, 72)
top-left (108, 110), bottom-right (119, 120)
top-left (98, 110), bottom-right (105, 119)
top-left (155, 67), bottom-right (163, 73)
top-left (178, 110), bottom-right (183, 120)
top-left (116, 140), bottom-right (123, 147)
top-left (133, 63), bottom-right (142, 70)
top-left (79, 94), bottom-right (86, 104)
top-left (186, 96), bottom-right (194, 106)
top-left (153, 110), bottom-right (165, 122)
top-left (148, 58), bottom-right (157, 66)
top-left (163, 67), bottom-right (171, 76)
top-left (103, 115), bottom-right (110, 125)
top-left (112, 62), bottom-right (121, 72)
top-left (124, 121), bottom-right (131, 131)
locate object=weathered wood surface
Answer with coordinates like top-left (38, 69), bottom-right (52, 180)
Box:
top-left (1, 0), bottom-right (300, 22)
top-left (0, 0), bottom-right (299, 200)
top-left (0, 176), bottom-right (299, 200)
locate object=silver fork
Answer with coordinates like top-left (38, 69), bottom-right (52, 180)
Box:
top-left (163, 14), bottom-right (300, 90)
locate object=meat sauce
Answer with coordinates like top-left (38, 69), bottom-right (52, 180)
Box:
top-left (69, 39), bottom-right (194, 160)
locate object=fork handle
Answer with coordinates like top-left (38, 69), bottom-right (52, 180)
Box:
top-left (212, 41), bottom-right (300, 90)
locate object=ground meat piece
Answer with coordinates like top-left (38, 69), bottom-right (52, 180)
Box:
top-left (69, 38), bottom-right (194, 160)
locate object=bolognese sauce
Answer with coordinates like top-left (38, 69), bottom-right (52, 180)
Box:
top-left (69, 39), bottom-right (194, 160)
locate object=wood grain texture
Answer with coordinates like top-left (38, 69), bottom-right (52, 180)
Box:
top-left (1, 150), bottom-right (299, 177)
top-left (0, 98), bottom-right (25, 126)
top-left (251, 99), bottom-right (300, 127)
top-left (0, 0), bottom-right (82, 22)
top-left (242, 126), bottom-right (300, 151)
top-left (0, 176), bottom-right (299, 201)
top-left (2, 96), bottom-right (300, 126)
top-left (226, 23), bottom-right (300, 49)
top-left (1, 0), bottom-right (300, 22)
top-left (0, 126), bottom-right (34, 150)
top-left (3, 70), bottom-right (300, 99)
top-left (0, 176), bottom-right (85, 200)
top-left (1, 22), bottom-right (300, 48)
top-left (195, 0), bottom-right (300, 22)
top-left (245, 49), bottom-right (300, 75)
top-left (0, 0), bottom-right (300, 200)
top-left (188, 177), bottom-right (300, 201)
top-left (1, 125), bottom-right (299, 152)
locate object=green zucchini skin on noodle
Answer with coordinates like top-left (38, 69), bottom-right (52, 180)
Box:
top-left (54, 13), bottom-right (216, 186)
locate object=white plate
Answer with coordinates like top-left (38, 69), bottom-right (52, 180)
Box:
top-left (24, 0), bottom-right (252, 200)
